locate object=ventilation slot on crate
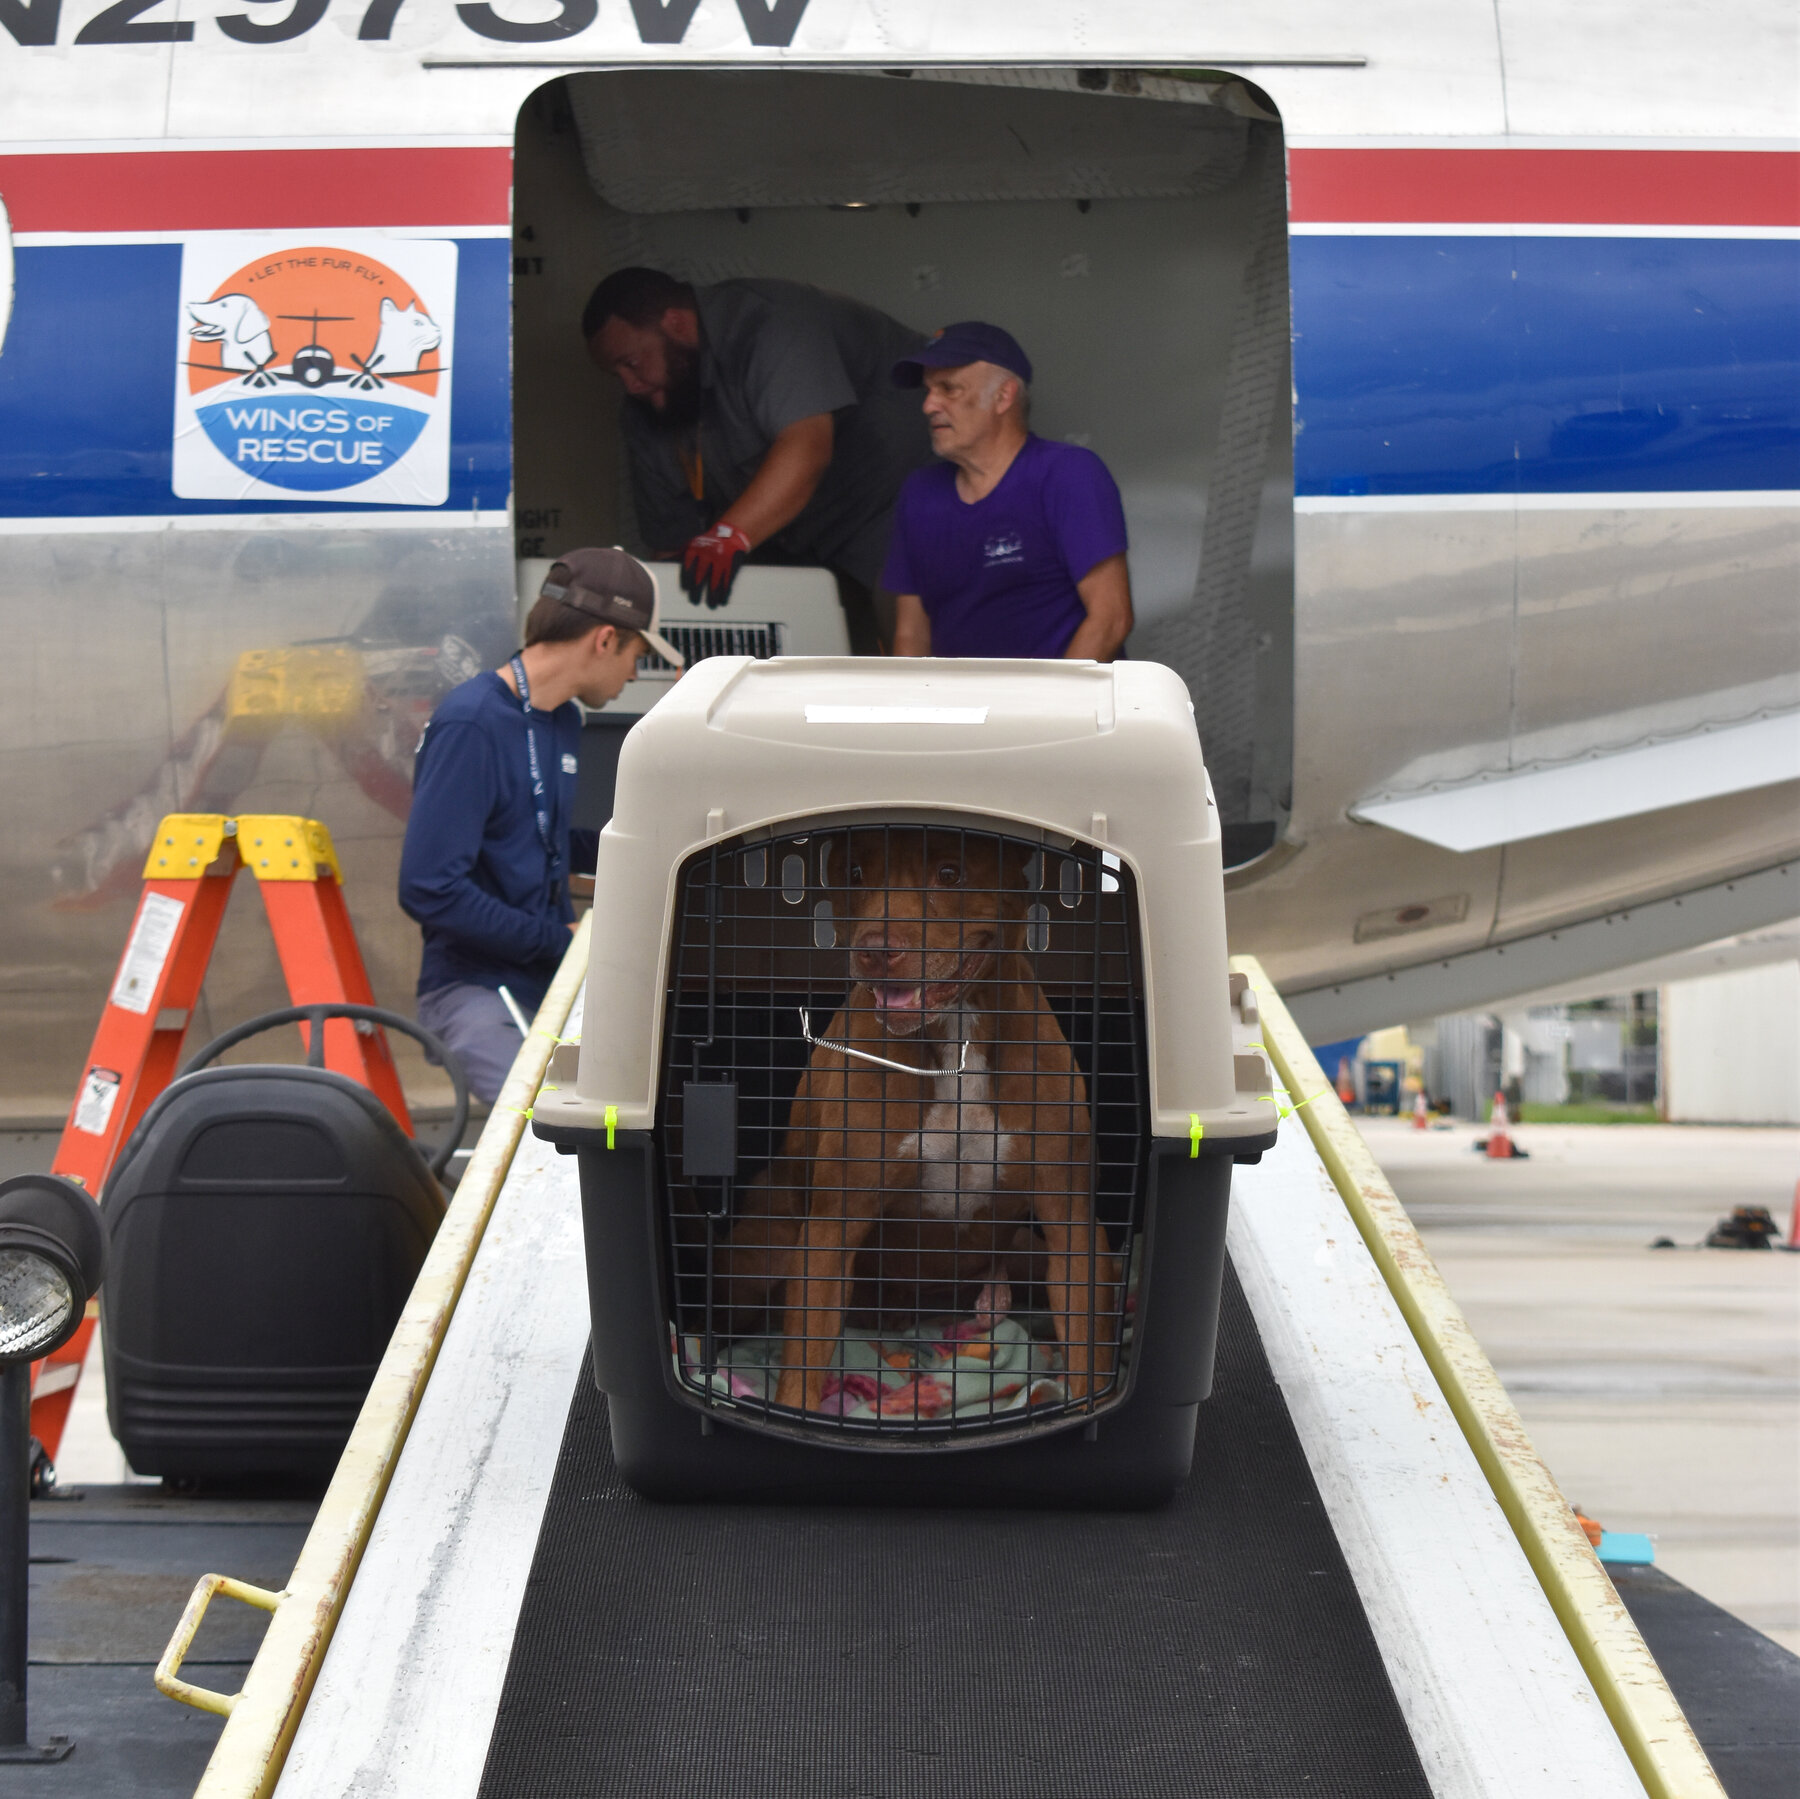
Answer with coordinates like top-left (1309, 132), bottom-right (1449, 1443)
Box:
top-left (638, 620), bottom-right (785, 675)
top-left (656, 818), bottom-right (1147, 1441)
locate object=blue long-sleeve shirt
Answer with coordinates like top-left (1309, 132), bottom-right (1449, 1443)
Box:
top-left (400, 670), bottom-right (584, 1013)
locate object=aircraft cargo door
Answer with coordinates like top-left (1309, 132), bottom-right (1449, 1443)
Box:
top-left (512, 68), bottom-right (1294, 866)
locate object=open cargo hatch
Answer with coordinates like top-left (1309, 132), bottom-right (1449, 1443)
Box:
top-left (511, 68), bottom-right (1294, 866)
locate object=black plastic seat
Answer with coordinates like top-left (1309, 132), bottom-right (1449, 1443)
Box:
top-left (101, 1062), bottom-right (447, 1483)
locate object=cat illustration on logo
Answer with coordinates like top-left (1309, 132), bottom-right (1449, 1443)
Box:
top-left (349, 299), bottom-right (444, 390)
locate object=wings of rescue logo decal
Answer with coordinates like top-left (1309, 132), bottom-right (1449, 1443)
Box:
top-left (172, 235), bottom-right (457, 507)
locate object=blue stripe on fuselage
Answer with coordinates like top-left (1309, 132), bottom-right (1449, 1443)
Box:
top-left (0, 240), bottom-right (510, 518)
top-left (0, 235), bottom-right (1793, 514)
top-left (1291, 234), bottom-right (1800, 496)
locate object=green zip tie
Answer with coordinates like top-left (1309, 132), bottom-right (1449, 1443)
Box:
top-left (1267, 1085), bottom-right (1329, 1122)
top-left (605, 1104), bottom-right (617, 1150)
top-left (1189, 1113), bottom-right (1203, 1158)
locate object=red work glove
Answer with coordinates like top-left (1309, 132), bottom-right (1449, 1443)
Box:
top-left (680, 521), bottom-right (752, 609)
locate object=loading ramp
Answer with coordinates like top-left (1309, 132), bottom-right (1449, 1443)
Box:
top-left (166, 939), bottom-right (1721, 1799)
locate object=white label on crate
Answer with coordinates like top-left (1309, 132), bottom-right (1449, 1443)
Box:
top-left (108, 891), bottom-right (186, 1015)
top-left (804, 705), bottom-right (988, 725)
top-left (73, 1066), bottom-right (122, 1137)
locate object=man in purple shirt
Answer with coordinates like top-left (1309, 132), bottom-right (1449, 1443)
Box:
top-left (882, 322), bottom-right (1134, 661)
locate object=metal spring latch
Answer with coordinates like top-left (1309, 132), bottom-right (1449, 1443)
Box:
top-left (797, 1009), bottom-right (969, 1078)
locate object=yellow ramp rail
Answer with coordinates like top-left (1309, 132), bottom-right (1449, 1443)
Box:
top-left (1239, 954), bottom-right (1724, 1799)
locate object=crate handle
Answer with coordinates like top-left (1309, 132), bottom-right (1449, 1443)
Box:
top-left (155, 1572), bottom-right (286, 1717)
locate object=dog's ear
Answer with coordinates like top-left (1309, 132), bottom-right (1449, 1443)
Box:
top-left (231, 300), bottom-right (269, 347)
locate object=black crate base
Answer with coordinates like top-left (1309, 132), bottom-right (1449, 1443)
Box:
top-left (575, 1137), bottom-right (1235, 1507)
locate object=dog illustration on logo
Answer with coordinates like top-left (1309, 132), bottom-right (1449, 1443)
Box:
top-left (186, 294), bottom-right (278, 386)
top-left (349, 299), bottom-right (443, 391)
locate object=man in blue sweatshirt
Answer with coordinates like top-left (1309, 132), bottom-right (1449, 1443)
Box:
top-left (399, 548), bottom-right (683, 1101)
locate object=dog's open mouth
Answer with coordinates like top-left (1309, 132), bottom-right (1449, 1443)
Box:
top-left (867, 952), bottom-right (989, 1034)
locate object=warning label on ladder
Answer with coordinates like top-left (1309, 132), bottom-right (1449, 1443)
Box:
top-left (73, 1066), bottom-right (122, 1137)
top-left (108, 892), bottom-right (186, 1014)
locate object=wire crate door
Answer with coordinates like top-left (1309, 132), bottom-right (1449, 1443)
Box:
top-left (657, 820), bottom-right (1149, 1442)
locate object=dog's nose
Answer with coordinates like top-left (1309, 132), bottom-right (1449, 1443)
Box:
top-left (851, 930), bottom-right (917, 973)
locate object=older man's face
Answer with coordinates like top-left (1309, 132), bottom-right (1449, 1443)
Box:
top-left (921, 361), bottom-right (1013, 460)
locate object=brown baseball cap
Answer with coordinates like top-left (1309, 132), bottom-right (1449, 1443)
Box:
top-left (539, 546), bottom-right (685, 669)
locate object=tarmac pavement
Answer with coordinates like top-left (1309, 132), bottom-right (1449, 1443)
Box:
top-left (1366, 1117), bottom-right (1800, 1655)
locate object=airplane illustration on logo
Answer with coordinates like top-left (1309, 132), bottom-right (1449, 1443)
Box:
top-left (185, 293), bottom-right (443, 390)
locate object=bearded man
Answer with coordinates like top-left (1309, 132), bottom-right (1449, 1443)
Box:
top-left (583, 267), bottom-right (932, 653)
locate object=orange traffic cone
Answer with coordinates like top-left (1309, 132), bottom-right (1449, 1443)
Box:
top-left (1412, 1091), bottom-right (1430, 1131)
top-left (1336, 1057), bottom-right (1357, 1106)
top-left (1486, 1091), bottom-right (1515, 1160)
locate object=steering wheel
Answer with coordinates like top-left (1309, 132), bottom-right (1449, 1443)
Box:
top-left (181, 1003), bottom-right (470, 1180)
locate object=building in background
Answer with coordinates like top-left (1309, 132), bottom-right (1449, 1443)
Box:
top-left (1412, 998), bottom-right (1657, 1121)
top-left (1324, 920), bottom-right (1800, 1125)
top-left (1416, 1013), bottom-right (1499, 1121)
top-left (1662, 961), bottom-right (1800, 1126)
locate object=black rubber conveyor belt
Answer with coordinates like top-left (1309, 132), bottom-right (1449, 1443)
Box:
top-left (479, 1269), bottom-right (1431, 1799)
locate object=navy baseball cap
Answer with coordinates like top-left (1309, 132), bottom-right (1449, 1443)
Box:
top-left (892, 322), bottom-right (1034, 388)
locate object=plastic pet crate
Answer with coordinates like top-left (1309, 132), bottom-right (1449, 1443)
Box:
top-left (535, 658), bottom-right (1276, 1506)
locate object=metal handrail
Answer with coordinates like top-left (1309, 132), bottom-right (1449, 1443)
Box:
top-left (154, 1574), bottom-right (285, 1718)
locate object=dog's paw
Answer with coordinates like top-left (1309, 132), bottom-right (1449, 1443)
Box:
top-left (974, 1280), bottom-right (1012, 1326)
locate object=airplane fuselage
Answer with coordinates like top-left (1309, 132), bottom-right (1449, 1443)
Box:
top-left (0, 1), bottom-right (1794, 1103)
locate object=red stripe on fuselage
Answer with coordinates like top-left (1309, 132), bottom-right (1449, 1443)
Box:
top-left (0, 146), bottom-right (512, 232)
top-left (2, 144), bottom-right (1794, 233)
top-left (1289, 147), bottom-right (1800, 226)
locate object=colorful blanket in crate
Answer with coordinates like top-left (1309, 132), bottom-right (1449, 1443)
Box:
top-left (672, 1253), bottom-right (1139, 1422)
top-left (674, 1285), bottom-right (1066, 1420)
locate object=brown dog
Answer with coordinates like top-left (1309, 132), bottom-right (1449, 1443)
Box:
top-left (715, 827), bottom-right (1122, 1417)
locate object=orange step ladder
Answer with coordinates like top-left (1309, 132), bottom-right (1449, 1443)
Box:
top-left (35, 813), bottom-right (412, 1471)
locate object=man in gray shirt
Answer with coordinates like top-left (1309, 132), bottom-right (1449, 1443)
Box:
top-left (584, 268), bottom-right (932, 653)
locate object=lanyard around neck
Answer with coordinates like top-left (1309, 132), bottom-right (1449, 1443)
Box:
top-left (677, 427), bottom-right (704, 504)
top-left (509, 655), bottom-right (561, 878)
